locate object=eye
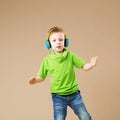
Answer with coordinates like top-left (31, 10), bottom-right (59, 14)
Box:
top-left (52, 39), bottom-right (56, 42)
top-left (59, 38), bottom-right (64, 41)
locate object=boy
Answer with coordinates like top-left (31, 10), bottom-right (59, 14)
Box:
top-left (29, 27), bottom-right (98, 120)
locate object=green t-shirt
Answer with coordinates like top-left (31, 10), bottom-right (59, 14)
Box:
top-left (37, 49), bottom-right (85, 95)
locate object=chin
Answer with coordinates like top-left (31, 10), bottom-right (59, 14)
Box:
top-left (56, 50), bottom-right (63, 53)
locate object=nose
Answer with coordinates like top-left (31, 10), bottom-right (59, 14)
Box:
top-left (57, 39), bottom-right (61, 44)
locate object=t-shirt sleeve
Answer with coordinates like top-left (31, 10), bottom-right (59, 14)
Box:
top-left (72, 53), bottom-right (85, 68)
top-left (37, 59), bottom-right (48, 79)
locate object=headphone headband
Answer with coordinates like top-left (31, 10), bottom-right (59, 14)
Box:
top-left (46, 27), bottom-right (64, 40)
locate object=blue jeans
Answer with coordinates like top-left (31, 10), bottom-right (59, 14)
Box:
top-left (52, 91), bottom-right (92, 120)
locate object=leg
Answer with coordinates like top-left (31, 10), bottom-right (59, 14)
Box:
top-left (69, 91), bottom-right (92, 120)
top-left (52, 94), bottom-right (67, 120)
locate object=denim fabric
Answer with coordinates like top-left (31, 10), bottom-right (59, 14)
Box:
top-left (52, 91), bottom-right (92, 120)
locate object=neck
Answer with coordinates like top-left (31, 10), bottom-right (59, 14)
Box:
top-left (51, 48), bottom-right (66, 55)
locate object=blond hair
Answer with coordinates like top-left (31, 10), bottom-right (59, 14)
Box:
top-left (46, 27), bottom-right (65, 40)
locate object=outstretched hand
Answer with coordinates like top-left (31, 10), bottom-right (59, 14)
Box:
top-left (29, 77), bottom-right (36, 85)
top-left (90, 56), bottom-right (98, 67)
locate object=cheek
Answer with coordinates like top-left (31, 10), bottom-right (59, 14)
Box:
top-left (60, 40), bottom-right (64, 44)
top-left (50, 42), bottom-right (55, 47)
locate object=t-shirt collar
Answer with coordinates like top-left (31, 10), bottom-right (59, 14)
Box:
top-left (51, 49), bottom-right (68, 62)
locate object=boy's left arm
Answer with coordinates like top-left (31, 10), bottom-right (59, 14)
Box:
top-left (82, 56), bottom-right (98, 71)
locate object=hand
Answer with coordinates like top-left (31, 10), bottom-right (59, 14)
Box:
top-left (90, 56), bottom-right (98, 67)
top-left (29, 77), bottom-right (36, 85)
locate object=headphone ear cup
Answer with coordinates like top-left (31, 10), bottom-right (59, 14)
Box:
top-left (64, 38), bottom-right (69, 47)
top-left (45, 40), bottom-right (51, 49)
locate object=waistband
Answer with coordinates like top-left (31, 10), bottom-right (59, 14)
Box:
top-left (51, 90), bottom-right (80, 96)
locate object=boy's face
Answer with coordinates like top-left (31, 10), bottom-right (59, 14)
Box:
top-left (49, 32), bottom-right (65, 54)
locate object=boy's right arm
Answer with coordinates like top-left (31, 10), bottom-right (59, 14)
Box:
top-left (29, 76), bottom-right (45, 85)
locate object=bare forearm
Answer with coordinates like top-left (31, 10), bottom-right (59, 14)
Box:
top-left (35, 76), bottom-right (44, 83)
top-left (82, 63), bottom-right (94, 71)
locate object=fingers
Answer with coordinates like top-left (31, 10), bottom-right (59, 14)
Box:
top-left (91, 56), bottom-right (98, 66)
top-left (29, 77), bottom-right (36, 84)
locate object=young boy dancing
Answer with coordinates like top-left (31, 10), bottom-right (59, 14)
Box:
top-left (29, 27), bottom-right (98, 120)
